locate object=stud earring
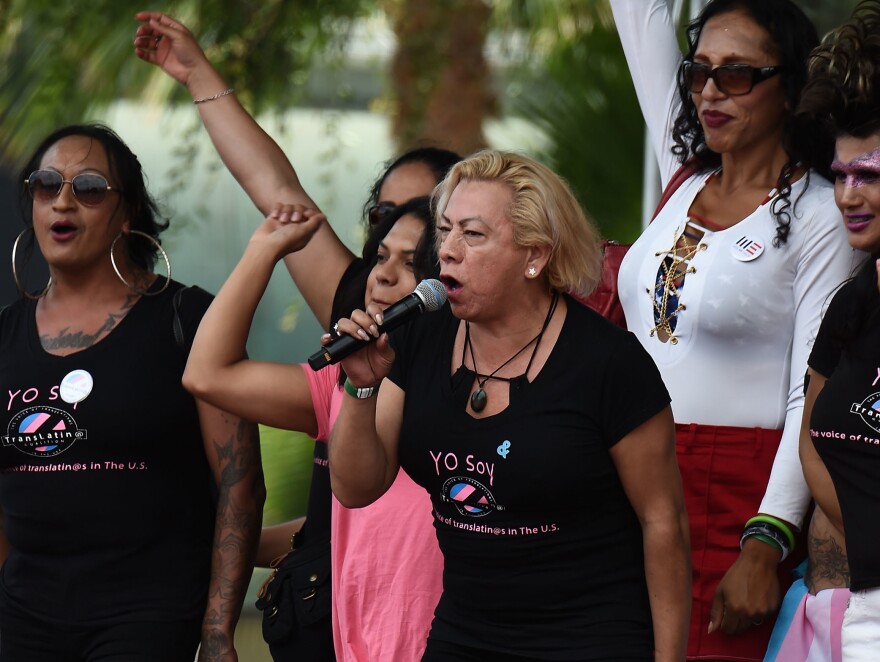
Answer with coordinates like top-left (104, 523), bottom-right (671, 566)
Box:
top-left (527, 267), bottom-right (537, 278)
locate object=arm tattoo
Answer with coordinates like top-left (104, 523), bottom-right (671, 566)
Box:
top-left (201, 417), bottom-right (264, 660)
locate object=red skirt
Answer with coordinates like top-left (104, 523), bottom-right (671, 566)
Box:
top-left (677, 423), bottom-right (802, 661)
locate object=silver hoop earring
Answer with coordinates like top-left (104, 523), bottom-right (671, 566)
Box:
top-left (110, 230), bottom-right (172, 296)
top-left (11, 229), bottom-right (51, 300)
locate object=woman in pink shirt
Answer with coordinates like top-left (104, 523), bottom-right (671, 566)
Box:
top-left (135, 13), bottom-right (458, 661)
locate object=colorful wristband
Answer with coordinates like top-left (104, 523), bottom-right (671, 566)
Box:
top-left (740, 524), bottom-right (790, 561)
top-left (343, 378), bottom-right (379, 399)
top-left (745, 514), bottom-right (796, 552)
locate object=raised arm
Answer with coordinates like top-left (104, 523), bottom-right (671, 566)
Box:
top-left (134, 12), bottom-right (355, 327)
top-left (197, 405), bottom-right (265, 662)
top-left (609, 0), bottom-right (683, 184)
top-left (610, 406), bottom-right (690, 662)
top-left (182, 208), bottom-right (325, 432)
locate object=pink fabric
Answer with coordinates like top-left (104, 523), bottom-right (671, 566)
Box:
top-left (304, 365), bottom-right (443, 662)
top-left (771, 586), bottom-right (848, 662)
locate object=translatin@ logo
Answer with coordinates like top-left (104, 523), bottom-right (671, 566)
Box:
top-left (2, 406), bottom-right (88, 457)
top-left (441, 476), bottom-right (499, 518)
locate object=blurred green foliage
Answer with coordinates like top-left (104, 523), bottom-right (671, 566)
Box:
top-left (0, 0), bottom-right (368, 161)
top-left (258, 425), bottom-right (314, 524)
top-left (504, 2), bottom-right (644, 242)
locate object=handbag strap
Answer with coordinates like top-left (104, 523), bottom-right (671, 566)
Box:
top-left (651, 160), bottom-right (699, 221)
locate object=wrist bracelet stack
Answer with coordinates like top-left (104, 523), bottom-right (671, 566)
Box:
top-left (343, 378), bottom-right (379, 399)
top-left (740, 514), bottom-right (796, 561)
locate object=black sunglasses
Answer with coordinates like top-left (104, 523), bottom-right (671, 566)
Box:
top-left (25, 170), bottom-right (118, 207)
top-left (367, 201), bottom-right (396, 227)
top-left (682, 61), bottom-right (783, 96)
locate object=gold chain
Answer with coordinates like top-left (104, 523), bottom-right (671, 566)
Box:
top-left (648, 220), bottom-right (708, 344)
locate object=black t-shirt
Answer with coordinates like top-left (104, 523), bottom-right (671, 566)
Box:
top-left (0, 280), bottom-right (216, 625)
top-left (389, 295), bottom-right (670, 660)
top-left (809, 281), bottom-right (880, 591)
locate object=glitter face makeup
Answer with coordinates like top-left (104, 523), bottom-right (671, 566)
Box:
top-left (833, 136), bottom-right (880, 253)
top-left (831, 145), bottom-right (880, 189)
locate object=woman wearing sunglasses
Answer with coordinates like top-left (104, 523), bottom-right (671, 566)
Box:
top-left (0, 124), bottom-right (264, 661)
top-left (133, 12), bottom-right (460, 662)
top-left (610, 0), bottom-right (857, 659)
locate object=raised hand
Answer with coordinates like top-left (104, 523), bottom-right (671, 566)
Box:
top-left (248, 205), bottom-right (325, 263)
top-left (133, 11), bottom-right (212, 88)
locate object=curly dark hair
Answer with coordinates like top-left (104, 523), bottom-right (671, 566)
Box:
top-left (798, 0), bottom-right (880, 139)
top-left (798, 0), bottom-right (880, 351)
top-left (671, 0), bottom-right (824, 246)
top-left (18, 123), bottom-right (168, 273)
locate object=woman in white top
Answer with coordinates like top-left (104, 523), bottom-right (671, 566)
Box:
top-left (610, 0), bottom-right (857, 659)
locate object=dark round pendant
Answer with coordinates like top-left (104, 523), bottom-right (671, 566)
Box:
top-left (470, 387), bottom-right (487, 412)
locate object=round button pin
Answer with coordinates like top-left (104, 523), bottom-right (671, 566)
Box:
top-left (731, 235), bottom-right (765, 262)
top-left (59, 369), bottom-right (94, 404)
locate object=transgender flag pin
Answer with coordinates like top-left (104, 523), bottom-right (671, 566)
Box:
top-left (59, 369), bottom-right (94, 404)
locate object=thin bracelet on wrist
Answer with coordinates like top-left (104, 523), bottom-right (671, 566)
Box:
top-left (193, 87), bottom-right (235, 104)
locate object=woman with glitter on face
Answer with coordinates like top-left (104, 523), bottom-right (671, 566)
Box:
top-left (609, 0), bottom-right (857, 659)
top-left (793, 2), bottom-right (880, 657)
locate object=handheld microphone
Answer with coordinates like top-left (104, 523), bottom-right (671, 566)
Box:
top-left (308, 278), bottom-right (447, 371)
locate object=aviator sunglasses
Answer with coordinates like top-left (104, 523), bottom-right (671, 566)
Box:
top-left (25, 170), bottom-right (118, 207)
top-left (682, 61), bottom-right (783, 96)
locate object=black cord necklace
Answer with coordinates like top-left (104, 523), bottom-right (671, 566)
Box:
top-left (464, 292), bottom-right (559, 413)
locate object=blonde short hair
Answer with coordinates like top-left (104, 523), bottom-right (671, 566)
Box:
top-left (433, 149), bottom-right (602, 296)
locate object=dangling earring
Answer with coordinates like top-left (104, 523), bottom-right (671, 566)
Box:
top-left (11, 228), bottom-right (51, 300)
top-left (110, 230), bottom-right (172, 296)
top-left (527, 266), bottom-right (538, 278)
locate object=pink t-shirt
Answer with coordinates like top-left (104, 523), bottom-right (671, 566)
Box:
top-left (304, 364), bottom-right (443, 662)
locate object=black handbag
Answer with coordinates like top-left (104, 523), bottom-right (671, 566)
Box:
top-left (255, 536), bottom-right (334, 660)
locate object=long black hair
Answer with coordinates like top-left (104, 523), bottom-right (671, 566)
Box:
top-left (331, 196), bottom-right (437, 331)
top-left (18, 123), bottom-right (168, 272)
top-left (671, 0), bottom-right (824, 247)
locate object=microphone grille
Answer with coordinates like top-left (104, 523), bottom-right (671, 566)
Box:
top-left (415, 279), bottom-right (447, 312)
